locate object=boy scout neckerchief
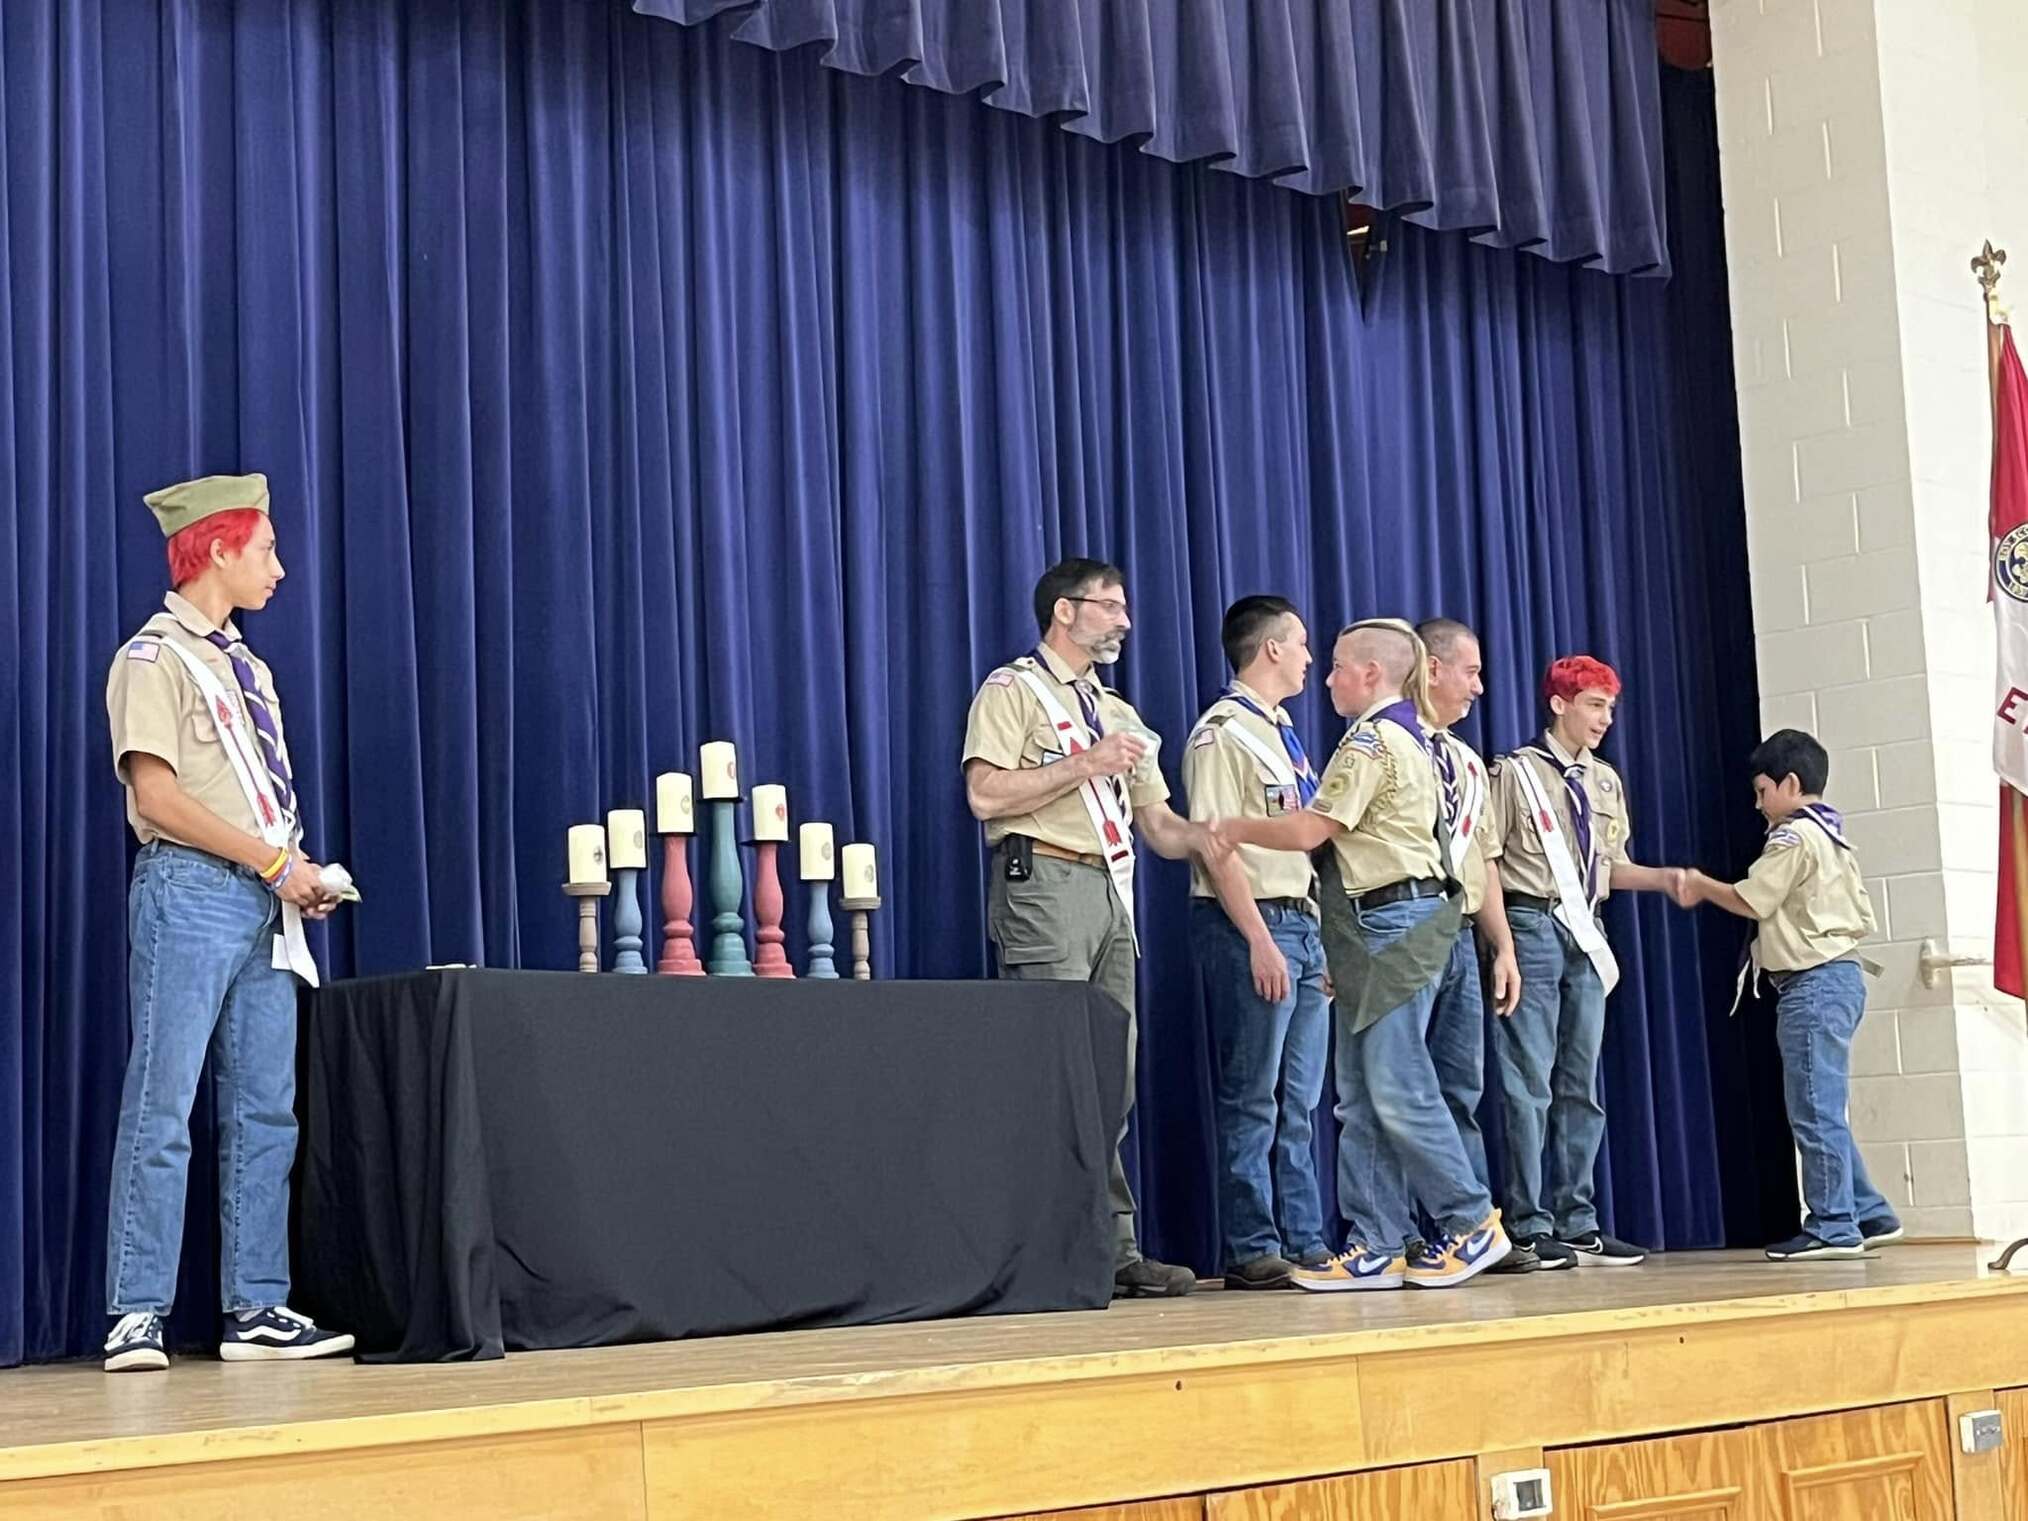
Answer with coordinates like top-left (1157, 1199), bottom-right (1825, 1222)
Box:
top-left (1312, 698), bottom-right (1464, 1035)
top-left (1008, 654), bottom-right (1140, 949)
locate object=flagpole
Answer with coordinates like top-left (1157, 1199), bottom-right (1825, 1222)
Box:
top-left (1976, 242), bottom-right (2028, 1272)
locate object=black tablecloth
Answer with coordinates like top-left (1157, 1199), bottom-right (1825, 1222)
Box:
top-left (291, 970), bottom-right (1129, 1361)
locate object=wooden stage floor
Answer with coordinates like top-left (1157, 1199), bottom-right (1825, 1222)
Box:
top-left (5, 1244), bottom-right (2027, 1518)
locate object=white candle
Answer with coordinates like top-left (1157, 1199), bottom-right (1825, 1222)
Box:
top-left (841, 842), bottom-right (878, 900)
top-left (700, 741), bottom-right (740, 799)
top-left (656, 772), bottom-right (694, 834)
top-left (751, 783), bottom-right (790, 843)
top-left (799, 822), bottom-right (835, 880)
top-left (567, 824), bottom-right (608, 884)
top-left (606, 808), bottom-right (647, 870)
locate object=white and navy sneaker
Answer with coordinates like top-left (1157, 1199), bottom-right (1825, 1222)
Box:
top-left (1406, 1212), bottom-right (1512, 1288)
top-left (1766, 1232), bottom-right (1867, 1262)
top-left (1291, 1244), bottom-right (1407, 1292)
top-left (1558, 1230), bottom-right (1647, 1267)
top-left (219, 1305), bottom-right (355, 1362)
top-left (103, 1311), bottom-right (168, 1373)
top-left (1860, 1218), bottom-right (1905, 1249)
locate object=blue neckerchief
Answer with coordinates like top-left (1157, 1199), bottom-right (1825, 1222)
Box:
top-left (1785, 801), bottom-right (1851, 851)
top-left (1224, 688), bottom-right (1319, 806)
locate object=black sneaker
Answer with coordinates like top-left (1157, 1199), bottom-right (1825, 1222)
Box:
top-left (103, 1312), bottom-right (168, 1373)
top-left (1113, 1257), bottom-right (1197, 1298)
top-left (1766, 1232), bottom-right (1866, 1262)
top-left (1291, 1245), bottom-right (1337, 1269)
top-left (1528, 1235), bottom-right (1579, 1270)
top-left (1559, 1230), bottom-right (1646, 1266)
top-left (1223, 1253), bottom-right (1295, 1290)
top-left (1860, 1218), bottom-right (1905, 1249)
top-left (219, 1305), bottom-right (356, 1361)
top-left (1488, 1240), bottom-right (1544, 1273)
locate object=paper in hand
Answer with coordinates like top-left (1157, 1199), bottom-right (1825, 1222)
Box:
top-left (318, 863), bottom-right (363, 904)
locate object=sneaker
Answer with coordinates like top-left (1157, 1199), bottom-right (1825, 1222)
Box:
top-left (1860, 1218), bottom-right (1905, 1249)
top-left (1521, 1234), bottom-right (1579, 1271)
top-left (218, 1305), bottom-right (356, 1361)
top-left (1291, 1245), bottom-right (1338, 1270)
top-left (1291, 1244), bottom-right (1406, 1293)
top-left (1559, 1230), bottom-right (1646, 1267)
top-left (1487, 1240), bottom-right (1544, 1274)
top-left (104, 1312), bottom-right (168, 1373)
top-left (1223, 1253), bottom-right (1296, 1291)
top-left (1766, 1232), bottom-right (1867, 1262)
top-left (1112, 1257), bottom-right (1197, 1298)
top-left (1406, 1213), bottom-right (1512, 1288)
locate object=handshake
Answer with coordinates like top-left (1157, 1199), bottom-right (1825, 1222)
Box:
top-left (1661, 866), bottom-right (1720, 910)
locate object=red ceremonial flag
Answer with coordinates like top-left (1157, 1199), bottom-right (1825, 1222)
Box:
top-left (1989, 326), bottom-right (2028, 998)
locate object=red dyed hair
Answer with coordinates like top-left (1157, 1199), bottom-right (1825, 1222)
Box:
top-left (1542, 654), bottom-right (1622, 705)
top-left (166, 508), bottom-right (264, 588)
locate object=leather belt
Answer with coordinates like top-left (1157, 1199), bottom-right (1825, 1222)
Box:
top-left (1505, 892), bottom-right (1555, 914)
top-left (1349, 877), bottom-right (1445, 910)
top-left (1021, 837), bottom-right (1105, 870)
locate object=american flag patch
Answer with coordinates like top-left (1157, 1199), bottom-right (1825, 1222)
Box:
top-left (126, 640), bottom-right (159, 663)
top-left (984, 669), bottom-right (1016, 688)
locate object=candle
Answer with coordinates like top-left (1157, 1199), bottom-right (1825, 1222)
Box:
top-left (656, 772), bottom-right (694, 834)
top-left (751, 784), bottom-right (790, 843)
top-left (567, 824), bottom-right (608, 884)
top-left (841, 843), bottom-right (878, 900)
top-left (799, 822), bottom-right (835, 880)
top-left (606, 809), bottom-right (647, 870)
top-left (700, 741), bottom-right (740, 799)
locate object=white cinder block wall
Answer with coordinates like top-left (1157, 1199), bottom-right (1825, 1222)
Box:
top-left (1710, 0), bottom-right (2028, 1243)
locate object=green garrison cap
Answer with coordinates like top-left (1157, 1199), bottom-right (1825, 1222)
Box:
top-left (143, 473), bottom-right (270, 538)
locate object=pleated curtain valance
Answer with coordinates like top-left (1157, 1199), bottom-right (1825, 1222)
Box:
top-left (633, 0), bottom-right (1673, 275)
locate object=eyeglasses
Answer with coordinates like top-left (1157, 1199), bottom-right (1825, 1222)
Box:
top-left (1066, 596), bottom-right (1130, 616)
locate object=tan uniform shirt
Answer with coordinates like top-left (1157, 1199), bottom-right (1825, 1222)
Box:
top-left (1182, 680), bottom-right (1316, 904)
top-left (105, 591), bottom-right (296, 848)
top-left (962, 642), bottom-right (1169, 853)
top-left (1734, 810), bottom-right (1876, 972)
top-left (1488, 733), bottom-right (1632, 905)
top-left (1432, 728), bottom-right (1493, 917)
top-left (1310, 699), bottom-right (1443, 897)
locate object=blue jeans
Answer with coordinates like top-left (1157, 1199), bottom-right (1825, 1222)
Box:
top-left (1775, 959), bottom-right (1897, 1246)
top-left (1495, 905), bottom-right (1607, 1239)
top-left (1193, 900), bottom-right (1331, 1266)
top-left (1335, 896), bottom-right (1495, 1249)
top-left (1427, 926), bottom-right (1489, 1194)
top-left (106, 843), bottom-right (300, 1314)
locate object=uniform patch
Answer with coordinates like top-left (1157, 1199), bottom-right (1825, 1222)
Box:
top-left (1322, 772), bottom-right (1351, 800)
top-left (126, 640), bottom-right (160, 663)
top-left (1598, 775), bottom-right (1617, 795)
top-left (983, 669), bottom-right (1016, 688)
top-left (1189, 727), bottom-right (1217, 751)
top-left (1766, 825), bottom-right (1803, 850)
top-left (1345, 730), bottom-right (1384, 758)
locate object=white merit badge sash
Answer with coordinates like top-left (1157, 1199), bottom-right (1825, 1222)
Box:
top-left (1193, 700), bottom-right (1301, 814)
top-left (1509, 752), bottom-right (1620, 995)
top-left (140, 632), bottom-right (319, 987)
top-left (1434, 731), bottom-right (1488, 872)
top-left (1008, 657), bottom-right (1139, 945)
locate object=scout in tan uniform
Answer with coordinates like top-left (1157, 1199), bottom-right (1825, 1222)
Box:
top-left (100, 474), bottom-right (352, 1372)
top-left (1183, 596), bottom-right (1330, 1289)
top-left (963, 557), bottom-right (1216, 1298)
top-left (1682, 728), bottom-right (1901, 1261)
top-left (1410, 619), bottom-right (1539, 1268)
top-left (1489, 655), bottom-right (1684, 1268)
top-left (1209, 620), bottom-right (1511, 1291)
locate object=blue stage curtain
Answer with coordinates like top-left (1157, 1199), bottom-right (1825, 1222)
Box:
top-left (631, 0), bottom-right (1673, 275)
top-left (0, 0), bottom-right (1777, 1365)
